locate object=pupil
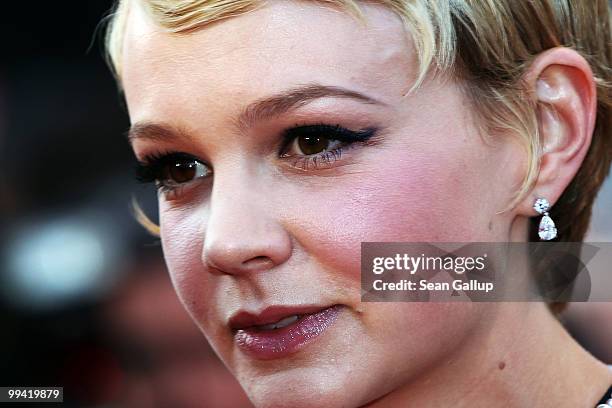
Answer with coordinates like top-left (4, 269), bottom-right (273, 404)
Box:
top-left (298, 135), bottom-right (329, 155)
top-left (168, 161), bottom-right (196, 183)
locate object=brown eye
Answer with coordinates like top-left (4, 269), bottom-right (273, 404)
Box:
top-left (279, 124), bottom-right (376, 168)
top-left (162, 159), bottom-right (209, 186)
top-left (297, 135), bottom-right (331, 155)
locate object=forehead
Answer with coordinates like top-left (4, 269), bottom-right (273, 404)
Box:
top-left (121, 0), bottom-right (417, 122)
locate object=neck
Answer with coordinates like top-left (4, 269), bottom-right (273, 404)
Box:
top-left (365, 302), bottom-right (612, 408)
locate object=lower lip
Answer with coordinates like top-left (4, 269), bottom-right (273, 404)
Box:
top-left (233, 305), bottom-right (342, 360)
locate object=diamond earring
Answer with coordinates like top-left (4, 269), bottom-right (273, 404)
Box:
top-left (533, 197), bottom-right (557, 240)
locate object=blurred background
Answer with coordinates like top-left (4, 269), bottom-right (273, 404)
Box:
top-left (0, 1), bottom-right (609, 407)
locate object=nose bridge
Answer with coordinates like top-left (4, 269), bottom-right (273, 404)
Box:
top-left (202, 165), bottom-right (291, 275)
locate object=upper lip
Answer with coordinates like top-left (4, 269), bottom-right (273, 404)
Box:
top-left (228, 305), bottom-right (334, 330)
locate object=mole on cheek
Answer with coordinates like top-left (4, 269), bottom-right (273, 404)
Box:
top-left (498, 361), bottom-right (506, 370)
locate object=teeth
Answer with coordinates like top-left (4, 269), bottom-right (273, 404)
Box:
top-left (257, 315), bottom-right (300, 331)
top-left (275, 315), bottom-right (299, 328)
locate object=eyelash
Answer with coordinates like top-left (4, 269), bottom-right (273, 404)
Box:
top-left (135, 152), bottom-right (207, 196)
top-left (280, 123), bottom-right (377, 170)
top-left (135, 123), bottom-right (378, 195)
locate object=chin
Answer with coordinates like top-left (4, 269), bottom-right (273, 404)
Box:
top-left (240, 369), bottom-right (369, 408)
top-left (229, 346), bottom-right (398, 408)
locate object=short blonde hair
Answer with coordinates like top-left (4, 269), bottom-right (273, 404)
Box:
top-left (106, 1), bottom-right (611, 312)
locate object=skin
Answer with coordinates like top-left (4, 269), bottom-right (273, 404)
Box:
top-left (120, 1), bottom-right (612, 407)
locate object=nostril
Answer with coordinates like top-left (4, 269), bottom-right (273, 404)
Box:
top-left (241, 256), bottom-right (274, 271)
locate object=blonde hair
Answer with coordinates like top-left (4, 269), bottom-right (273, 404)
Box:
top-left (107, 1), bottom-right (611, 311)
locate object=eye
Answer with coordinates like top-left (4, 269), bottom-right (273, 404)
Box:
top-left (291, 134), bottom-right (344, 156)
top-left (135, 152), bottom-right (211, 193)
top-left (163, 158), bottom-right (208, 185)
top-left (279, 123), bottom-right (378, 170)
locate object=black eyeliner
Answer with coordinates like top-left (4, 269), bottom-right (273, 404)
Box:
top-left (282, 123), bottom-right (377, 142)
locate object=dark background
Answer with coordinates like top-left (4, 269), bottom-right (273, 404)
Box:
top-left (0, 2), bottom-right (609, 408)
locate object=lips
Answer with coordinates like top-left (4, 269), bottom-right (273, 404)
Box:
top-left (229, 305), bottom-right (342, 360)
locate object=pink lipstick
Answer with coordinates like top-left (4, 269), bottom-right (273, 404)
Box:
top-left (230, 305), bottom-right (342, 360)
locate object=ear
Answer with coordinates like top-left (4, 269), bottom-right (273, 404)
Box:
top-left (515, 47), bottom-right (597, 217)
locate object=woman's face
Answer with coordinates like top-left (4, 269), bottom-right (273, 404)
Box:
top-left (122, 1), bottom-right (527, 406)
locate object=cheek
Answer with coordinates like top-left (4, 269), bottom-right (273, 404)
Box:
top-left (159, 205), bottom-right (215, 325)
top-left (284, 143), bottom-right (496, 285)
top-left (363, 302), bottom-right (482, 373)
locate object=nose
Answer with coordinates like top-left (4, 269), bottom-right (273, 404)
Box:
top-left (202, 177), bottom-right (292, 276)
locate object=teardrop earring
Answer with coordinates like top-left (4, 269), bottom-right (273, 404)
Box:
top-left (533, 197), bottom-right (557, 240)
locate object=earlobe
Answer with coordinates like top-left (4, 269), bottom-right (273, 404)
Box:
top-left (516, 48), bottom-right (596, 217)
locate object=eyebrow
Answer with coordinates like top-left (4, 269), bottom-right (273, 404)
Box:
top-left (127, 83), bottom-right (385, 143)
